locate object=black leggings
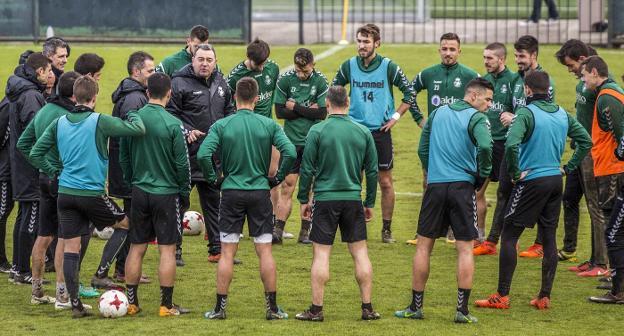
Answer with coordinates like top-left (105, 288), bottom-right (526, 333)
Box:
top-left (498, 223), bottom-right (558, 298)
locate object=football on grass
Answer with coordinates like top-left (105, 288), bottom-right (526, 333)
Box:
top-left (99, 290), bottom-right (129, 318)
top-left (182, 211), bottom-right (204, 236)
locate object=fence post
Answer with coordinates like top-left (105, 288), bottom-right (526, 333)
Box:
top-left (298, 0), bottom-right (304, 44)
top-left (32, 0), bottom-right (40, 43)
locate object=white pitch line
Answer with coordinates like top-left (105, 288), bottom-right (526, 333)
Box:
top-left (379, 191), bottom-right (423, 197)
top-left (280, 44), bottom-right (347, 74)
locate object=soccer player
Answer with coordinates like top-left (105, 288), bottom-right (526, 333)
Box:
top-left (91, 51), bottom-right (155, 290)
top-left (475, 71), bottom-right (591, 310)
top-left (580, 56), bottom-right (624, 303)
top-left (273, 48), bottom-right (328, 244)
top-left (506, 35), bottom-right (557, 259)
top-left (555, 40), bottom-right (609, 276)
top-left (29, 75), bottom-right (146, 318)
top-left (199, 78), bottom-right (295, 320)
top-left (167, 44), bottom-right (235, 263)
top-left (472, 43), bottom-right (516, 255)
top-left (156, 25), bottom-right (210, 77)
top-left (5, 53), bottom-right (50, 285)
top-left (295, 86), bottom-right (379, 322)
top-left (332, 23), bottom-right (420, 244)
top-left (74, 53), bottom-right (105, 81)
top-left (226, 38), bottom-right (282, 235)
top-left (17, 71), bottom-right (80, 308)
top-left (42, 37), bottom-right (69, 92)
top-left (120, 73), bottom-right (191, 316)
top-left (395, 78), bottom-right (493, 324)
top-left (408, 32), bottom-right (479, 245)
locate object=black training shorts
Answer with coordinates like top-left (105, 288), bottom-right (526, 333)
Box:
top-left (129, 187), bottom-right (181, 245)
top-left (310, 200), bottom-right (367, 245)
top-left (57, 193), bottom-right (125, 239)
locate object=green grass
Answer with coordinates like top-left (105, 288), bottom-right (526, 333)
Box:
top-left (0, 43), bottom-right (623, 335)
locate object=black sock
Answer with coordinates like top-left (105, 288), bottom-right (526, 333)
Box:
top-left (382, 219), bottom-right (392, 232)
top-left (96, 229), bottom-right (127, 278)
top-left (265, 291), bottom-right (278, 312)
top-left (63, 252), bottom-right (82, 310)
top-left (301, 219), bottom-right (311, 231)
top-left (410, 289), bottom-right (423, 311)
top-left (160, 286), bottom-right (173, 309)
top-left (613, 268), bottom-right (623, 295)
top-left (457, 288), bottom-right (471, 315)
top-left (361, 302), bottom-right (373, 311)
top-left (215, 293), bottom-right (227, 312)
top-left (310, 304), bottom-right (322, 314)
top-left (78, 234), bottom-right (91, 271)
top-left (127, 284), bottom-right (139, 306)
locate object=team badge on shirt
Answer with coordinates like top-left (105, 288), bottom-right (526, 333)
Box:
top-left (453, 77), bottom-right (462, 88)
top-left (264, 75), bottom-right (272, 85)
top-left (310, 86), bottom-right (317, 96)
top-left (501, 84), bottom-right (508, 94)
top-left (217, 86), bottom-right (225, 97)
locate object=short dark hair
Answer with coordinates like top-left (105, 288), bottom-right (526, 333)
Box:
top-left (587, 46), bottom-right (598, 56)
top-left (43, 37), bottom-right (70, 58)
top-left (127, 51), bottom-right (153, 75)
top-left (189, 25), bottom-right (210, 42)
top-left (524, 70), bottom-right (550, 94)
top-left (514, 35), bottom-right (539, 55)
top-left (19, 50), bottom-right (35, 65)
top-left (147, 73), bottom-right (171, 100)
top-left (73, 75), bottom-right (99, 104)
top-left (356, 23), bottom-right (381, 42)
top-left (581, 56), bottom-right (609, 77)
top-left (194, 44), bottom-right (217, 57)
top-left (465, 78), bottom-right (494, 93)
top-left (57, 71), bottom-right (80, 98)
top-left (74, 53), bottom-right (105, 76)
top-left (294, 48), bottom-right (314, 67)
top-left (25, 52), bottom-right (51, 72)
top-left (555, 39), bottom-right (589, 65)
top-left (485, 42), bottom-right (506, 58)
top-left (326, 86), bottom-right (348, 108)
top-left (235, 77), bottom-right (258, 104)
top-left (246, 38), bottom-right (270, 65)
top-left (440, 32), bottom-right (461, 45)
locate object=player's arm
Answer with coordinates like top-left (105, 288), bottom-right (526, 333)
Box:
top-left (223, 85), bottom-right (236, 117)
top-left (16, 119), bottom-right (37, 167)
top-left (119, 135), bottom-right (133, 186)
top-left (29, 121), bottom-right (59, 177)
top-left (331, 61), bottom-right (350, 86)
top-left (417, 110), bottom-right (435, 173)
top-left (98, 112), bottom-right (146, 138)
top-left (297, 129), bottom-right (319, 204)
top-left (272, 123), bottom-right (296, 182)
top-left (0, 99), bottom-right (10, 149)
top-left (293, 79), bottom-right (329, 120)
top-left (273, 76), bottom-right (299, 120)
top-left (196, 123), bottom-right (221, 184)
top-left (363, 132), bottom-right (379, 208)
top-left (504, 108), bottom-right (532, 181)
top-left (390, 61), bottom-right (423, 123)
top-left (172, 124), bottom-right (192, 197)
top-left (469, 113), bottom-right (493, 178)
top-left (564, 113), bottom-right (592, 170)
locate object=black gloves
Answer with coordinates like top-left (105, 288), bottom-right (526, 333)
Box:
top-left (268, 176), bottom-right (282, 188)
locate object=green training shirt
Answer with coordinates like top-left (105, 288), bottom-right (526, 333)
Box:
top-left (156, 48), bottom-right (191, 77)
top-left (17, 102), bottom-right (69, 171)
top-left (574, 80), bottom-right (597, 135)
top-left (226, 60), bottom-right (280, 118)
top-left (30, 109), bottom-right (145, 196)
top-left (274, 69), bottom-right (329, 146)
top-left (119, 103), bottom-right (191, 197)
top-left (197, 109), bottom-right (296, 190)
top-left (511, 64), bottom-right (556, 110)
top-left (505, 100), bottom-right (591, 180)
top-left (297, 114), bottom-right (378, 208)
top-left (483, 66), bottom-right (516, 140)
top-left (332, 54), bottom-right (421, 124)
top-left (412, 62), bottom-right (479, 116)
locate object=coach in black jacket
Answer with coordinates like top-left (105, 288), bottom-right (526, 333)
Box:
top-left (167, 44), bottom-right (234, 261)
top-left (5, 53), bottom-right (50, 282)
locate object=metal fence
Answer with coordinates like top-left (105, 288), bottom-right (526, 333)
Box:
top-left (0, 0), bottom-right (251, 43)
top-left (253, 0), bottom-right (623, 47)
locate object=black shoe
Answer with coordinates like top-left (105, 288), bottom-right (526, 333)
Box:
top-left (588, 291), bottom-right (624, 304)
top-left (599, 276), bottom-right (612, 283)
top-left (296, 309), bottom-right (324, 322)
top-left (597, 283), bottom-right (613, 290)
top-left (14, 272), bottom-right (33, 285)
top-left (0, 261), bottom-right (11, 273)
top-left (176, 249), bottom-right (185, 267)
top-left (361, 308), bottom-right (381, 320)
top-left (72, 308), bottom-right (93, 318)
top-left (204, 309), bottom-right (226, 320)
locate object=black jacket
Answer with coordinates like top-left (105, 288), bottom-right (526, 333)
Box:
top-left (108, 77), bottom-right (148, 198)
top-left (0, 98), bottom-right (11, 181)
top-left (6, 64), bottom-right (46, 201)
top-left (167, 64), bottom-right (234, 181)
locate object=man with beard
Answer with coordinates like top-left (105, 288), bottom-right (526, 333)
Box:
top-left (408, 32), bottom-right (479, 245)
top-left (156, 25), bottom-right (210, 77)
top-left (17, 71), bottom-right (81, 308)
top-left (332, 23), bottom-right (420, 244)
top-left (5, 53), bottom-right (51, 285)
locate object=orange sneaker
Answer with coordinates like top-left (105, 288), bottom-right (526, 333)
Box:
top-left (519, 243), bottom-right (543, 258)
top-left (474, 293), bottom-right (510, 309)
top-left (568, 261), bottom-right (592, 273)
top-left (127, 304), bottom-right (141, 315)
top-left (159, 305), bottom-right (181, 317)
top-left (529, 297), bottom-right (550, 310)
top-left (577, 265), bottom-right (610, 277)
top-left (473, 241), bottom-right (497, 256)
top-left (473, 240), bottom-right (482, 248)
top-left (208, 254), bottom-right (221, 263)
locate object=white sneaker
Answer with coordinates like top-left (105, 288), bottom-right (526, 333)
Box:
top-left (55, 300), bottom-right (92, 310)
top-left (31, 295), bottom-right (56, 305)
top-left (282, 231), bottom-right (294, 239)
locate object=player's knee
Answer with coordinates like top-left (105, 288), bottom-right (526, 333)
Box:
top-left (378, 175), bottom-right (393, 190)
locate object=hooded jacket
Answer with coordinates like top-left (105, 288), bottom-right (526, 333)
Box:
top-left (0, 98), bottom-right (11, 181)
top-left (109, 77), bottom-right (148, 198)
top-left (167, 64), bottom-right (234, 181)
top-left (6, 64), bottom-right (46, 201)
